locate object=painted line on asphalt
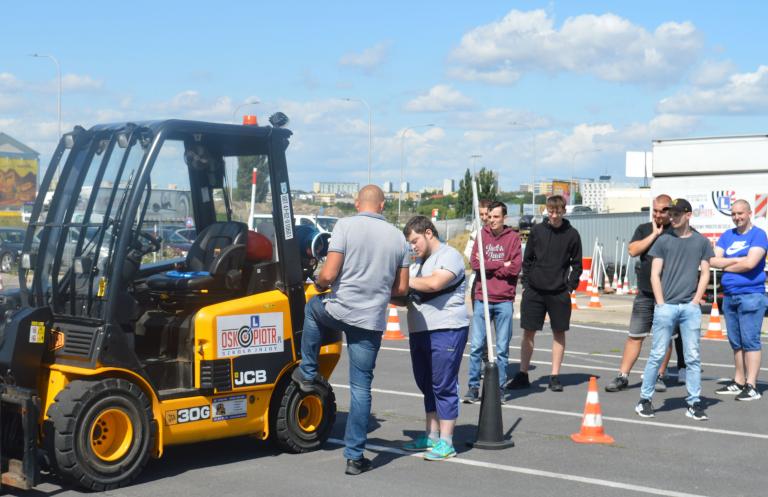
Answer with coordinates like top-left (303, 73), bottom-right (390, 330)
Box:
top-left (379, 346), bottom-right (744, 382)
top-left (569, 323), bottom-right (768, 344)
top-left (326, 438), bottom-right (710, 497)
top-left (332, 383), bottom-right (768, 441)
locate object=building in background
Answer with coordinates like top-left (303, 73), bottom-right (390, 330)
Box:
top-left (382, 181), bottom-right (393, 193)
top-left (580, 176), bottom-right (612, 212)
top-left (0, 133), bottom-right (39, 214)
top-left (442, 178), bottom-right (454, 195)
top-left (312, 182), bottom-right (359, 195)
top-left (400, 181), bottom-right (410, 193)
top-left (603, 186), bottom-right (651, 213)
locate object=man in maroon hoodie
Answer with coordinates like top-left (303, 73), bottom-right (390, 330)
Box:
top-left (462, 201), bottom-right (522, 403)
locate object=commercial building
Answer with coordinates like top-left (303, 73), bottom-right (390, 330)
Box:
top-left (312, 182), bottom-right (359, 195)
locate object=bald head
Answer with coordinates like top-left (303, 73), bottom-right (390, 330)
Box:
top-left (655, 194), bottom-right (672, 205)
top-left (356, 184), bottom-right (386, 213)
top-left (733, 199), bottom-right (751, 212)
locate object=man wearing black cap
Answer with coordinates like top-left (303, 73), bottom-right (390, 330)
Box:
top-left (635, 198), bottom-right (714, 421)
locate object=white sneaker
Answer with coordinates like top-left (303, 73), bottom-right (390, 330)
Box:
top-left (678, 368), bottom-right (687, 384)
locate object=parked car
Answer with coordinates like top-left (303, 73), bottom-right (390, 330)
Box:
top-left (0, 228), bottom-right (25, 272)
top-left (253, 213), bottom-right (338, 234)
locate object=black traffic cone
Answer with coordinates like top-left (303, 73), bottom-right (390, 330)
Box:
top-left (467, 362), bottom-right (515, 449)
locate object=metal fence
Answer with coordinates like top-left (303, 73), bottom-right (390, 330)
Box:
top-left (565, 212), bottom-right (649, 265)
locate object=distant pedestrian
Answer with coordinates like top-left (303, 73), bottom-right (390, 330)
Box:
top-left (606, 194), bottom-right (681, 393)
top-left (710, 199), bottom-right (767, 401)
top-left (462, 201), bottom-right (522, 403)
top-left (401, 216), bottom-right (469, 461)
top-left (293, 185), bottom-right (410, 475)
top-left (508, 195), bottom-right (582, 392)
top-left (635, 198), bottom-right (714, 421)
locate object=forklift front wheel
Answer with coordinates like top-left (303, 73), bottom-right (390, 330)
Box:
top-left (272, 373), bottom-right (336, 453)
top-left (46, 378), bottom-right (154, 491)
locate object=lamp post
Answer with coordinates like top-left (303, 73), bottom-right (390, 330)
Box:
top-left (343, 98), bottom-right (373, 184)
top-left (398, 124), bottom-right (434, 226)
top-left (30, 53), bottom-right (62, 141)
top-left (570, 148), bottom-right (602, 205)
top-left (510, 121), bottom-right (536, 212)
top-left (232, 98), bottom-right (261, 124)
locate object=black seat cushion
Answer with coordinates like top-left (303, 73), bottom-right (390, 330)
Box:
top-left (146, 270), bottom-right (215, 291)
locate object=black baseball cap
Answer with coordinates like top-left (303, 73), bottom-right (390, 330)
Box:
top-left (668, 198), bottom-right (692, 213)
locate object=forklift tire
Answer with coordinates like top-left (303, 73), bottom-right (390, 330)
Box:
top-left (272, 373), bottom-right (336, 453)
top-left (46, 378), bottom-right (154, 491)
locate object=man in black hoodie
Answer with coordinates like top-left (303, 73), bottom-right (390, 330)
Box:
top-left (507, 195), bottom-right (582, 392)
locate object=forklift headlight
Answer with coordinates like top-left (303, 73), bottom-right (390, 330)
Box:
top-left (21, 253), bottom-right (31, 270)
top-left (117, 133), bottom-right (129, 148)
top-left (64, 134), bottom-right (76, 149)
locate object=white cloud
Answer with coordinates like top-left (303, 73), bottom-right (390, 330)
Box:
top-left (689, 60), bottom-right (736, 87)
top-left (405, 84), bottom-right (473, 112)
top-left (657, 65), bottom-right (768, 114)
top-left (339, 41), bottom-right (391, 74)
top-left (0, 72), bottom-right (23, 91)
top-left (0, 94), bottom-right (24, 112)
top-left (62, 74), bottom-right (103, 92)
top-left (448, 67), bottom-right (520, 85)
top-left (449, 9), bottom-right (702, 85)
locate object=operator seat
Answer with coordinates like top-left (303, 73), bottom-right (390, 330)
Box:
top-left (146, 221), bottom-right (248, 297)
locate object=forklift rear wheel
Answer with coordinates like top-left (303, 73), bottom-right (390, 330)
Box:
top-left (46, 378), bottom-right (154, 491)
top-left (273, 374), bottom-right (336, 452)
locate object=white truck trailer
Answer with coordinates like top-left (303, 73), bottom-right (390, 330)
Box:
top-left (650, 134), bottom-right (768, 245)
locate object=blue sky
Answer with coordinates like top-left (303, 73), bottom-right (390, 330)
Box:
top-left (2, 1), bottom-right (768, 192)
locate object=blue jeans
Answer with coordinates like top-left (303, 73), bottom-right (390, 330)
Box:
top-left (723, 293), bottom-right (767, 352)
top-left (468, 300), bottom-right (513, 389)
top-left (299, 296), bottom-right (383, 461)
top-left (641, 302), bottom-right (702, 405)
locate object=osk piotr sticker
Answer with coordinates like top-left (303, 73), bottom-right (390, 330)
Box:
top-left (216, 313), bottom-right (284, 358)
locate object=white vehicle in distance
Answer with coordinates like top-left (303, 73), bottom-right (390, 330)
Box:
top-left (251, 213), bottom-right (339, 239)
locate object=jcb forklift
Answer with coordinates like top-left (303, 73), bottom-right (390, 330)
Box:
top-left (0, 118), bottom-right (341, 491)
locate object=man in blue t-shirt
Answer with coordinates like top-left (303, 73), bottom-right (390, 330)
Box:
top-left (710, 199), bottom-right (768, 401)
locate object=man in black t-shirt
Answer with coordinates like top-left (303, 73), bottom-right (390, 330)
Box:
top-left (605, 194), bottom-right (681, 392)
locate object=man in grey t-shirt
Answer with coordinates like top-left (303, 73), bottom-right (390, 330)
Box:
top-left (401, 216), bottom-right (469, 461)
top-left (293, 185), bottom-right (409, 475)
top-left (635, 198), bottom-right (714, 421)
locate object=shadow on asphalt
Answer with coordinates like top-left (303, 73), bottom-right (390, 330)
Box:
top-left (503, 372), bottom-right (596, 400)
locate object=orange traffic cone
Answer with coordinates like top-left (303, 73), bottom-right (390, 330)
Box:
top-left (571, 376), bottom-right (614, 444)
top-left (570, 291), bottom-right (579, 310)
top-left (704, 300), bottom-right (725, 340)
top-left (587, 286), bottom-right (602, 309)
top-left (383, 305), bottom-right (407, 340)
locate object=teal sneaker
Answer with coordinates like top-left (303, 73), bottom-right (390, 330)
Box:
top-left (402, 436), bottom-right (434, 452)
top-left (423, 439), bottom-right (456, 461)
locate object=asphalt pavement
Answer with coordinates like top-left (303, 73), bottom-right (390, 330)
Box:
top-left (9, 292), bottom-right (768, 497)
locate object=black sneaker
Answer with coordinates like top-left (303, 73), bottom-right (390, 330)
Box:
top-left (635, 398), bottom-right (654, 418)
top-left (548, 375), bottom-right (563, 392)
top-left (462, 387), bottom-right (480, 404)
top-left (686, 402), bottom-right (708, 421)
top-left (505, 371), bottom-right (530, 390)
top-left (291, 367), bottom-right (322, 393)
top-left (605, 374), bottom-right (629, 392)
top-left (654, 374), bottom-right (667, 393)
top-left (715, 380), bottom-right (744, 395)
top-left (345, 457), bottom-right (372, 475)
top-left (736, 383), bottom-right (762, 401)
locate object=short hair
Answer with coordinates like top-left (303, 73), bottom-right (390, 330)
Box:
top-left (546, 195), bottom-right (566, 210)
top-left (487, 200), bottom-right (507, 216)
top-left (479, 199), bottom-right (491, 209)
top-left (403, 215), bottom-right (439, 239)
top-left (732, 199), bottom-right (751, 212)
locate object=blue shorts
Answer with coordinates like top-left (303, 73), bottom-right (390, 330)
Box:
top-left (409, 327), bottom-right (468, 420)
top-left (722, 293), bottom-right (767, 352)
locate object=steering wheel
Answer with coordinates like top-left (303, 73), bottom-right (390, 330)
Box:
top-left (138, 231), bottom-right (162, 254)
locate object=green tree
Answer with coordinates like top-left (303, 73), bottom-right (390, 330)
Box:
top-left (456, 168), bottom-right (472, 217)
top-left (236, 155), bottom-right (269, 202)
top-left (476, 167), bottom-right (498, 202)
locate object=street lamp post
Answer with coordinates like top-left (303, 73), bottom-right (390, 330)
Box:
top-left (30, 53), bottom-right (62, 141)
top-left (570, 148), bottom-right (603, 205)
top-left (511, 121), bottom-right (536, 212)
top-left (343, 98), bottom-right (373, 184)
top-left (232, 98), bottom-right (261, 124)
top-left (398, 124), bottom-right (434, 226)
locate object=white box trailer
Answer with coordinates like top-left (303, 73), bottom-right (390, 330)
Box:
top-left (650, 135), bottom-right (768, 244)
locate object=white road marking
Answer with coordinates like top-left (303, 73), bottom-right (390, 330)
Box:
top-left (326, 438), bottom-right (711, 497)
top-left (332, 383), bottom-right (768, 441)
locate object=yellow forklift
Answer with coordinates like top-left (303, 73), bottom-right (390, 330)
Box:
top-left (0, 118), bottom-right (341, 491)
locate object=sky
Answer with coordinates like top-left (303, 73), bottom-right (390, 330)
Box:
top-left (2, 1), bottom-right (768, 192)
